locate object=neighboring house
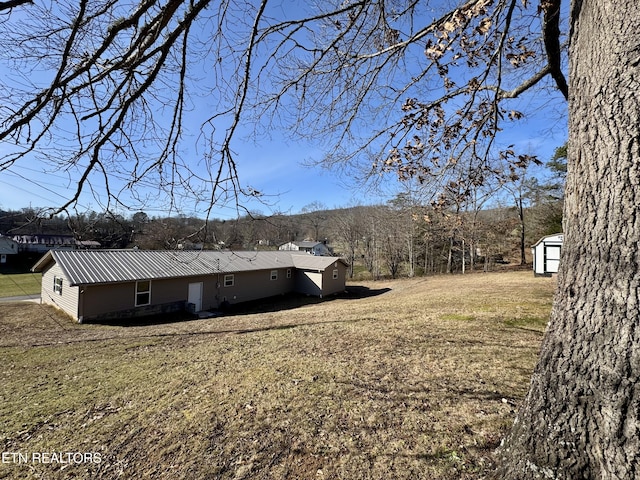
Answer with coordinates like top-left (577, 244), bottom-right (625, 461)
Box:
top-left (32, 250), bottom-right (349, 323)
top-left (13, 234), bottom-right (100, 253)
top-left (278, 241), bottom-right (332, 256)
top-left (0, 235), bottom-right (19, 264)
top-left (532, 233), bottom-right (563, 276)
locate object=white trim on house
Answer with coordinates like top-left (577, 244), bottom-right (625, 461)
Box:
top-left (53, 276), bottom-right (63, 295)
top-left (135, 280), bottom-right (151, 306)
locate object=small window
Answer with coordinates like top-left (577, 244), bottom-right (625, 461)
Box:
top-left (53, 276), bottom-right (63, 295)
top-left (270, 270), bottom-right (278, 281)
top-left (224, 274), bottom-right (234, 287)
top-left (286, 268), bottom-right (292, 279)
top-left (135, 280), bottom-right (151, 306)
top-left (333, 269), bottom-right (339, 279)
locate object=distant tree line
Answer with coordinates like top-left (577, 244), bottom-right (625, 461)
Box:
top-left (1, 154), bottom-right (564, 279)
top-left (1, 144), bottom-right (565, 276)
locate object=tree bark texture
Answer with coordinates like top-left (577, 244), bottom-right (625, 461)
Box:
top-left (497, 1), bottom-right (640, 478)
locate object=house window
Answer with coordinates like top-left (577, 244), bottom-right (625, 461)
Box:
top-left (286, 268), bottom-right (292, 279)
top-left (270, 270), bottom-right (278, 281)
top-left (53, 276), bottom-right (63, 295)
top-left (224, 274), bottom-right (234, 287)
top-left (135, 280), bottom-right (151, 306)
top-left (333, 269), bottom-right (339, 280)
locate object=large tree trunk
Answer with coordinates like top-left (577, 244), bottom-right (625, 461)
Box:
top-left (497, 1), bottom-right (640, 478)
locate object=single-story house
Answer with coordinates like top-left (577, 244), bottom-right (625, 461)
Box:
top-left (0, 235), bottom-right (19, 264)
top-left (278, 241), bottom-right (332, 256)
top-left (531, 233), bottom-right (563, 276)
top-left (32, 249), bottom-right (349, 323)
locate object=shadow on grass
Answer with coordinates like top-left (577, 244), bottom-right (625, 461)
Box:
top-left (91, 284), bottom-right (392, 327)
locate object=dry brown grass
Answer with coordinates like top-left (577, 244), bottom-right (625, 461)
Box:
top-left (0, 271), bottom-right (555, 479)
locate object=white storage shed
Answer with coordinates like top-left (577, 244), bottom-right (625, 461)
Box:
top-left (532, 233), bottom-right (563, 276)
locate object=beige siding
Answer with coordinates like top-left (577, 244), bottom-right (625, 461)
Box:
top-left (81, 275), bottom-right (218, 319)
top-left (77, 268), bottom-right (296, 319)
top-left (321, 262), bottom-right (348, 296)
top-left (41, 263), bottom-right (80, 321)
top-left (81, 282), bottom-right (136, 318)
top-left (218, 268), bottom-right (295, 305)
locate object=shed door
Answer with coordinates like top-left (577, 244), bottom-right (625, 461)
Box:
top-left (545, 245), bottom-right (561, 273)
top-left (188, 282), bottom-right (203, 312)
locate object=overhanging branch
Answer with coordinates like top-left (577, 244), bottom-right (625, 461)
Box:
top-left (0, 0), bottom-right (32, 11)
top-left (542, 0), bottom-right (568, 100)
top-left (497, 64), bottom-right (552, 98)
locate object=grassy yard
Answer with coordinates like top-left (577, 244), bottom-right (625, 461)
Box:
top-left (0, 271), bottom-right (556, 479)
top-left (0, 273), bottom-right (41, 297)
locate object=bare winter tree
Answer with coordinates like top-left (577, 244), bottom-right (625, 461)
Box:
top-left (0, 0), bottom-right (262, 218)
top-left (1, 0), bottom-right (638, 476)
top-left (300, 201), bottom-right (329, 242)
top-left (331, 205), bottom-right (365, 278)
top-left (500, 159), bottom-right (539, 266)
top-left (0, 0), bottom-right (556, 219)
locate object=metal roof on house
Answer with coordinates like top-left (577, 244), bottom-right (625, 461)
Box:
top-left (296, 241), bottom-right (323, 248)
top-left (291, 254), bottom-right (344, 271)
top-left (32, 249), bottom-right (346, 286)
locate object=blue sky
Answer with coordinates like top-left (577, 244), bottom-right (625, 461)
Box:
top-left (0, 1), bottom-right (567, 219)
top-left (0, 138), bottom-right (361, 218)
top-left (0, 129), bottom-right (566, 222)
top-left (0, 113), bottom-right (564, 218)
top-left (0, 2), bottom-right (360, 218)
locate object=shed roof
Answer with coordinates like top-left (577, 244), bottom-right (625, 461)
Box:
top-left (531, 233), bottom-right (564, 248)
top-left (32, 249), bottom-right (346, 286)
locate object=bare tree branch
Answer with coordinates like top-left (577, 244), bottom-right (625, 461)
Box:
top-left (0, 0), bottom-right (567, 218)
top-left (542, 0), bottom-right (569, 99)
top-left (0, 0), bottom-right (32, 11)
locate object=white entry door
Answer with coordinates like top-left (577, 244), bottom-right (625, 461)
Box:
top-left (188, 282), bottom-right (203, 312)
